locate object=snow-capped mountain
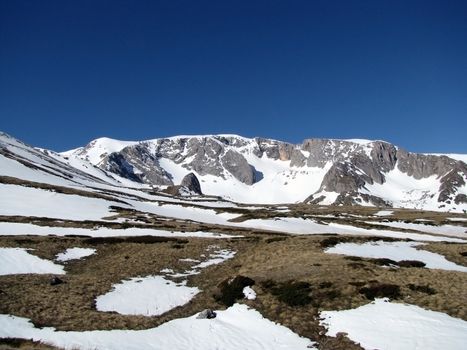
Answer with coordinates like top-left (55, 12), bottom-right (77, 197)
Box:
top-left (1, 131), bottom-right (466, 212)
top-left (63, 134), bottom-right (467, 212)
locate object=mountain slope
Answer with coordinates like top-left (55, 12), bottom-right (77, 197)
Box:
top-left (63, 134), bottom-right (467, 212)
top-left (0, 132), bottom-right (155, 194)
top-left (1, 131), bottom-right (466, 212)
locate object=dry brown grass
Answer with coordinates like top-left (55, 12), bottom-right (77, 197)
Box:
top-left (0, 206), bottom-right (466, 349)
top-left (0, 235), bottom-right (252, 332)
top-left (0, 338), bottom-right (58, 349)
top-left (420, 242), bottom-right (467, 266)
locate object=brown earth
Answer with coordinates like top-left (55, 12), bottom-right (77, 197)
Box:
top-left (1, 229), bottom-right (466, 350)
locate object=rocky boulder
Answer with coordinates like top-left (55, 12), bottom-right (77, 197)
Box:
top-left (221, 150), bottom-right (256, 185)
top-left (181, 172), bottom-right (202, 195)
top-left (196, 309), bottom-right (217, 319)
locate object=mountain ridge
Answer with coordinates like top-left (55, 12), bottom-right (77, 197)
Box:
top-left (1, 131), bottom-right (466, 212)
top-left (63, 134), bottom-right (467, 212)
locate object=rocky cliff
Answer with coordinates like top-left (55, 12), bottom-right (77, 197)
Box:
top-left (64, 135), bottom-right (467, 211)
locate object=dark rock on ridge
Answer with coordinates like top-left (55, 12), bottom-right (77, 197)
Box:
top-left (71, 135), bottom-right (467, 210)
top-left (181, 173), bottom-right (202, 195)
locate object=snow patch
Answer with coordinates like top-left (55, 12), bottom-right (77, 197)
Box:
top-left (237, 217), bottom-right (466, 242)
top-left (325, 241), bottom-right (467, 272)
top-left (320, 298), bottom-right (467, 350)
top-left (0, 223), bottom-right (235, 238)
top-left (95, 276), bottom-right (200, 316)
top-left (243, 286), bottom-right (257, 300)
top-left (191, 248), bottom-right (236, 269)
top-left (0, 248), bottom-right (65, 275)
top-left (370, 221), bottom-right (467, 238)
top-left (374, 210), bottom-right (393, 216)
top-left (0, 304), bottom-right (314, 350)
top-left (56, 248), bottom-right (96, 262)
top-left (0, 184), bottom-right (121, 221)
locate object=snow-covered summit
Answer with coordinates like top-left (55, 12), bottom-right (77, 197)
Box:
top-left (58, 133), bottom-right (467, 212)
top-left (62, 137), bottom-right (139, 165)
top-left (1, 131), bottom-right (466, 211)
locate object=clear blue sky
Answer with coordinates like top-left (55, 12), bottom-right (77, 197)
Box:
top-left (1, 0), bottom-right (466, 153)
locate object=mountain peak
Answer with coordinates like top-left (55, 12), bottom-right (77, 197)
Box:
top-left (2, 131), bottom-right (465, 212)
top-left (58, 133), bottom-right (466, 212)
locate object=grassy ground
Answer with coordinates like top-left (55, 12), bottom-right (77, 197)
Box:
top-left (1, 229), bottom-right (466, 350)
top-left (0, 184), bottom-right (466, 349)
top-left (1, 153), bottom-right (466, 349)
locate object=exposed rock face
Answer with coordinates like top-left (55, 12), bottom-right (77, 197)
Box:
top-left (371, 142), bottom-right (398, 172)
top-left (320, 162), bottom-right (367, 193)
top-left (455, 194), bottom-right (467, 205)
top-left (102, 146), bottom-right (173, 185)
top-left (67, 134), bottom-right (467, 211)
top-left (333, 192), bottom-right (392, 207)
top-left (181, 173), bottom-right (202, 195)
top-left (221, 150), bottom-right (255, 185)
top-left (437, 163), bottom-right (467, 203)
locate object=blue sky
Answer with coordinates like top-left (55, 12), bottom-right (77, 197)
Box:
top-left (1, 0), bottom-right (466, 153)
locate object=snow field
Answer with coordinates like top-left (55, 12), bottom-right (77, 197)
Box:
top-left (56, 248), bottom-right (96, 262)
top-left (374, 210), bottom-right (393, 216)
top-left (0, 304), bottom-right (315, 350)
top-left (158, 155), bottom-right (330, 204)
top-left (191, 248), bottom-right (236, 269)
top-left (95, 276), bottom-right (200, 316)
top-left (0, 184), bottom-right (125, 221)
top-left (0, 248), bottom-right (65, 275)
top-left (163, 247), bottom-right (236, 278)
top-left (0, 222), bottom-right (235, 238)
top-left (368, 220), bottom-right (467, 238)
top-left (325, 241), bottom-right (467, 272)
top-left (236, 217), bottom-right (466, 242)
top-left (320, 298), bottom-right (467, 350)
top-left (97, 247), bottom-right (236, 316)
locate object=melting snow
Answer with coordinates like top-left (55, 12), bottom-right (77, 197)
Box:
top-left (0, 304), bottom-right (314, 350)
top-left (191, 248), bottom-right (236, 269)
top-left (243, 286), bottom-right (257, 300)
top-left (132, 201), bottom-right (239, 225)
top-left (237, 217), bottom-right (465, 242)
top-left (374, 210), bottom-right (393, 216)
top-left (0, 184), bottom-right (120, 221)
top-left (56, 248), bottom-right (96, 262)
top-left (160, 268), bottom-right (174, 274)
top-left (179, 258), bottom-right (200, 263)
top-left (95, 276), bottom-right (200, 316)
top-left (99, 247), bottom-right (236, 316)
top-left (164, 248), bottom-right (236, 278)
top-left (370, 221), bottom-right (467, 238)
top-left (0, 222), bottom-right (235, 238)
top-left (325, 241), bottom-right (467, 272)
top-left (0, 248), bottom-right (65, 275)
top-left (320, 299), bottom-right (467, 350)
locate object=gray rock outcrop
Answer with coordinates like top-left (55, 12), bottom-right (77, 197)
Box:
top-left (221, 150), bottom-right (255, 185)
top-left (196, 309), bottom-right (217, 319)
top-left (181, 172), bottom-right (202, 195)
top-left (71, 134), bottom-right (467, 210)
